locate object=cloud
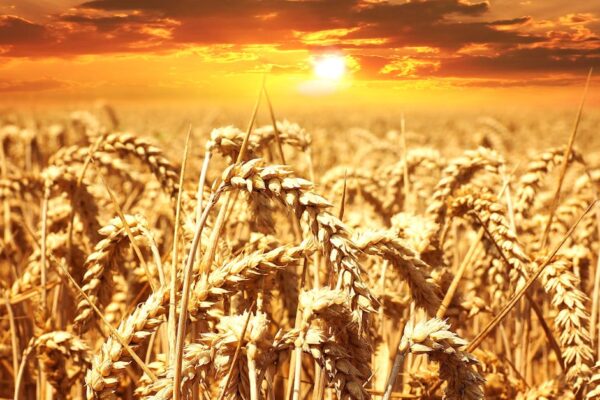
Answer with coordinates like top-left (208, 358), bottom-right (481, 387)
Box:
top-left (457, 76), bottom-right (592, 87)
top-left (0, 77), bottom-right (72, 92)
top-left (0, 1), bottom-right (574, 52)
top-left (380, 57), bottom-right (441, 78)
top-left (488, 16), bottom-right (532, 26)
top-left (0, 15), bottom-right (48, 45)
top-left (58, 12), bottom-right (171, 32)
top-left (559, 13), bottom-right (598, 27)
top-left (0, 0), bottom-right (597, 85)
top-left (352, 44), bottom-right (599, 81)
top-left (76, 0), bottom-right (533, 50)
top-left (0, 10), bottom-right (178, 57)
top-left (433, 46), bottom-right (600, 77)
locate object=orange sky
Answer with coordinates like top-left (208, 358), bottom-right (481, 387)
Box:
top-left (1, 0), bottom-right (599, 109)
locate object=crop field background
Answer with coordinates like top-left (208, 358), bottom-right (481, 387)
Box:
top-left (1, 100), bottom-right (600, 400)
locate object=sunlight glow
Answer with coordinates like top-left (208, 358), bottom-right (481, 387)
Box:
top-left (313, 55), bottom-right (346, 81)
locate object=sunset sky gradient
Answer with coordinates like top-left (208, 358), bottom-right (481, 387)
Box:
top-left (1, 0), bottom-right (599, 108)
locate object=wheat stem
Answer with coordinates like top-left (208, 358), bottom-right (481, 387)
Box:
top-left (169, 126), bottom-right (192, 364)
top-left (540, 68), bottom-right (593, 249)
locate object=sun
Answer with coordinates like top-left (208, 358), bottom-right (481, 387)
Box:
top-left (313, 55), bottom-right (346, 81)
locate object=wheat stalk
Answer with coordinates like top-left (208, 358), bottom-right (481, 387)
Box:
top-left (539, 257), bottom-right (594, 389)
top-left (514, 146), bottom-right (584, 221)
top-left (399, 318), bottom-right (485, 400)
top-left (74, 214), bottom-right (157, 333)
top-left (220, 159), bottom-right (375, 309)
top-left (427, 147), bottom-right (504, 233)
top-left (352, 229), bottom-right (441, 315)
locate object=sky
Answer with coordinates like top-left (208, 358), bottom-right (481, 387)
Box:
top-left (0, 0), bottom-right (599, 109)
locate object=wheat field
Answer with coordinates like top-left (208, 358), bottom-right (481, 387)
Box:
top-left (2, 102), bottom-right (600, 400)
